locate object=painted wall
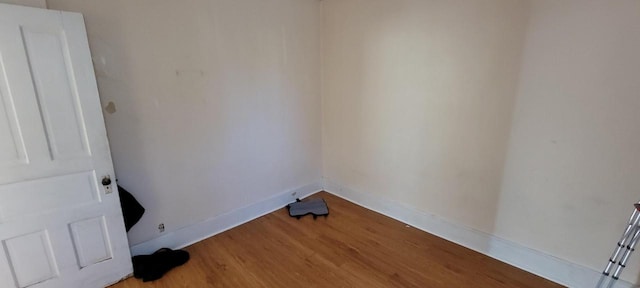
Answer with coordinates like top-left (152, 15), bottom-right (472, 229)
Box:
top-left (322, 0), bottom-right (640, 283)
top-left (46, 0), bottom-right (322, 247)
top-left (322, 0), bottom-right (529, 233)
top-left (495, 0), bottom-right (640, 283)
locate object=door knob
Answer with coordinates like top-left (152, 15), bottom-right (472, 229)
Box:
top-left (102, 176), bottom-right (112, 186)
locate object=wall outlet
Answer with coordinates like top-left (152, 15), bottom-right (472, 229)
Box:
top-left (158, 223), bottom-right (165, 233)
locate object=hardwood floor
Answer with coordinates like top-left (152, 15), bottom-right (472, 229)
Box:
top-left (111, 192), bottom-right (563, 288)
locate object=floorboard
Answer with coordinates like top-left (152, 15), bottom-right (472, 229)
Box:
top-left (110, 192), bottom-right (564, 288)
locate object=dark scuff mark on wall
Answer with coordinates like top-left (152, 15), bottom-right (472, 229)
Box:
top-left (105, 101), bottom-right (117, 114)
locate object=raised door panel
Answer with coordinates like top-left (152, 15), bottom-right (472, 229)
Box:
top-left (2, 231), bottom-right (59, 288)
top-left (0, 56), bottom-right (28, 167)
top-left (69, 217), bottom-right (113, 268)
top-left (21, 27), bottom-right (91, 160)
top-left (0, 171), bottom-right (101, 223)
top-left (0, 24), bottom-right (50, 178)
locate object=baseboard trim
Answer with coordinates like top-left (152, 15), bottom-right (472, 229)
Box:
top-left (129, 182), bottom-right (323, 256)
top-left (322, 180), bottom-right (635, 288)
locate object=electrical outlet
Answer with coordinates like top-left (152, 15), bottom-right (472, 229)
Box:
top-left (158, 223), bottom-right (165, 233)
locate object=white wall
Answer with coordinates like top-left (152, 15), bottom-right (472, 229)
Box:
top-left (322, 0), bottom-right (529, 233)
top-left (322, 0), bottom-right (640, 284)
top-left (46, 0), bottom-right (322, 247)
top-left (495, 0), bottom-right (640, 283)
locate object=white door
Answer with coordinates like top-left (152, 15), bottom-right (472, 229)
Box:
top-left (0, 4), bottom-right (132, 288)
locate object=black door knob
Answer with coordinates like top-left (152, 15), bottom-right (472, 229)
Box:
top-left (102, 176), bottom-right (111, 186)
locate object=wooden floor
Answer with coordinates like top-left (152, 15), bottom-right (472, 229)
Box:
top-left (111, 192), bottom-right (563, 288)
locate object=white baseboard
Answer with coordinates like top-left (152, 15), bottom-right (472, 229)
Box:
top-left (129, 181), bottom-right (323, 256)
top-left (323, 181), bottom-right (635, 288)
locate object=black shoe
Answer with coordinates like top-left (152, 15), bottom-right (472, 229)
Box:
top-left (132, 248), bottom-right (190, 282)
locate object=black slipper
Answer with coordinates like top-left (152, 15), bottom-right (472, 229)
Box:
top-left (132, 248), bottom-right (190, 282)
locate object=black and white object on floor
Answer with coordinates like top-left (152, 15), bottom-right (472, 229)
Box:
top-left (287, 198), bottom-right (329, 219)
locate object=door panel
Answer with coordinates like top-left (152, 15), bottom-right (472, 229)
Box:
top-left (0, 24), bottom-right (51, 177)
top-left (3, 230), bottom-right (59, 288)
top-left (69, 216), bottom-right (113, 268)
top-left (22, 27), bottom-right (92, 160)
top-left (0, 57), bottom-right (28, 166)
top-left (0, 171), bottom-right (101, 222)
top-left (0, 4), bottom-right (132, 288)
